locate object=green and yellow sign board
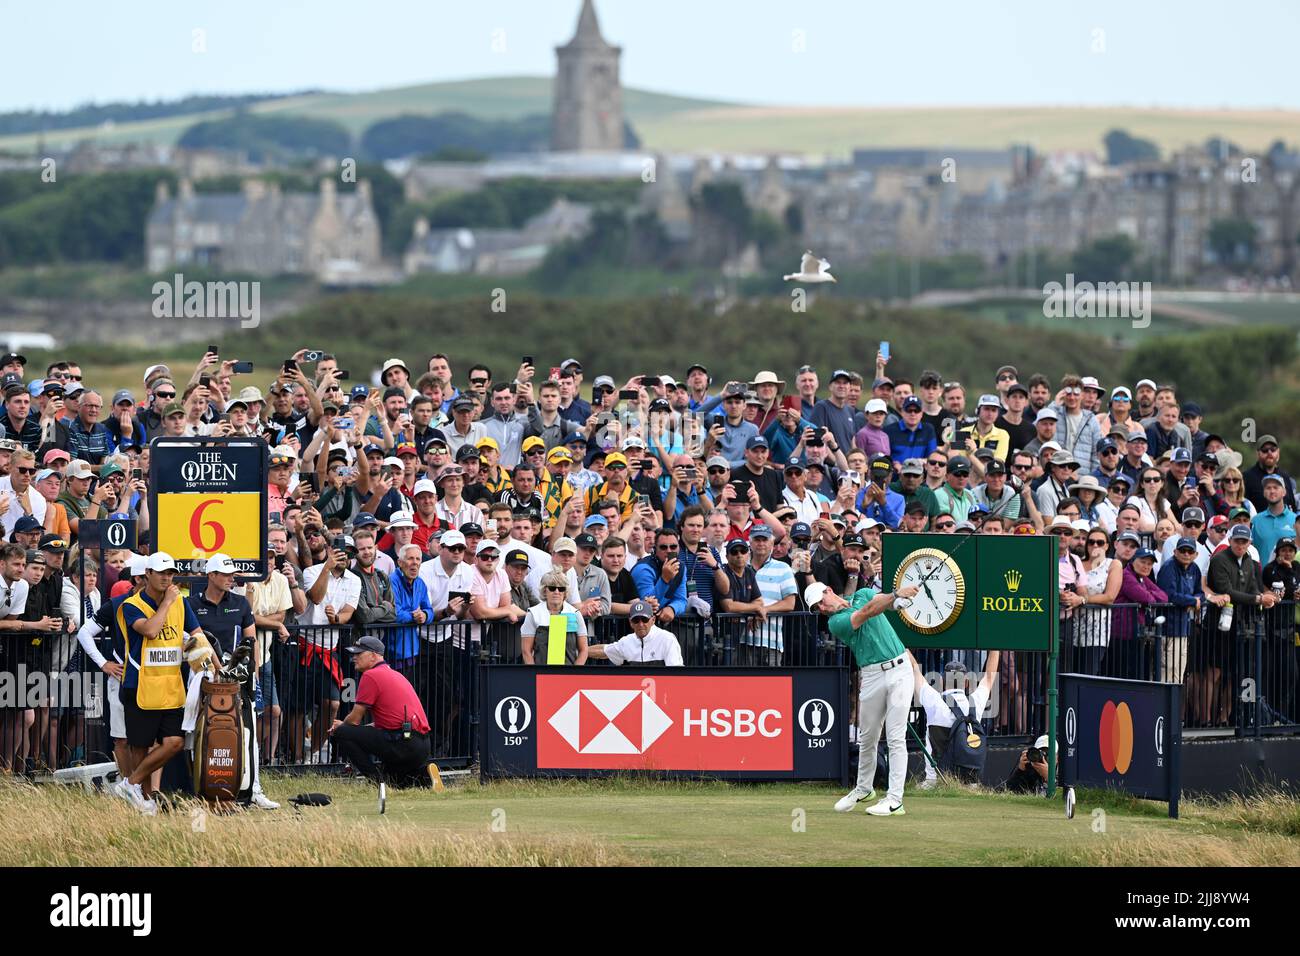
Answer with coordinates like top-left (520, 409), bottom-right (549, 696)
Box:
top-left (881, 533), bottom-right (1058, 652)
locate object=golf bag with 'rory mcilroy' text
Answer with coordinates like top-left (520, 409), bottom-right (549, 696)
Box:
top-left (190, 635), bottom-right (256, 805)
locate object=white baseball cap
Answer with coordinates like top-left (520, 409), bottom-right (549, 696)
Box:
top-left (388, 510), bottom-right (417, 529)
top-left (803, 581), bottom-right (830, 607)
top-left (413, 478), bottom-right (438, 497)
top-left (865, 398), bottom-right (888, 414)
top-left (439, 530), bottom-right (467, 548)
top-left (146, 552), bottom-right (176, 572)
top-left (475, 539), bottom-right (501, 556)
top-left (205, 553), bottom-right (238, 574)
top-left (127, 554), bottom-right (149, 578)
top-left (382, 457), bottom-right (404, 470)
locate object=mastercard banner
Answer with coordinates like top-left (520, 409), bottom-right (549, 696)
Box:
top-left (1059, 673), bottom-right (1182, 818)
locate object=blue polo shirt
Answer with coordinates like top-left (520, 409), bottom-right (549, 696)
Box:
top-left (191, 586), bottom-right (255, 657)
top-left (1252, 507), bottom-right (1298, 564)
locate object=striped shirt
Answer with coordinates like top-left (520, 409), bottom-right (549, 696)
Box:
top-left (746, 557), bottom-right (797, 651)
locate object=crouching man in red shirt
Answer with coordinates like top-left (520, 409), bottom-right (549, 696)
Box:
top-left (330, 634), bottom-right (441, 789)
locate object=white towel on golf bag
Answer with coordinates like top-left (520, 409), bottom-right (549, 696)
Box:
top-left (182, 670), bottom-right (212, 736)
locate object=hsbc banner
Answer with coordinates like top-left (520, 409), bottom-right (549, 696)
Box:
top-left (481, 666), bottom-right (849, 783)
top-left (1059, 673), bottom-right (1182, 818)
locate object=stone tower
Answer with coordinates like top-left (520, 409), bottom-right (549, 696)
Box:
top-left (551, 0), bottom-right (623, 152)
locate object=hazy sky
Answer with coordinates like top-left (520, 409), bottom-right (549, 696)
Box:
top-left (1, 0), bottom-right (1293, 113)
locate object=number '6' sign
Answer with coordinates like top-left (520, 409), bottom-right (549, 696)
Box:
top-left (189, 499), bottom-right (227, 551)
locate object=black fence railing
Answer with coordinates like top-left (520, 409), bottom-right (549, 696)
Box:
top-left (7, 600), bottom-right (1298, 777)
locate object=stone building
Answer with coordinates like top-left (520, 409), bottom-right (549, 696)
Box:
top-left (551, 0), bottom-right (623, 152)
top-left (145, 177), bottom-right (382, 277)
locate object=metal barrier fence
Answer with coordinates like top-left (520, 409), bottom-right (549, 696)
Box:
top-left (7, 601), bottom-right (1298, 776)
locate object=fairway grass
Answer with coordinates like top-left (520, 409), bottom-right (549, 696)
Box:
top-left (3, 774), bottom-right (1296, 867)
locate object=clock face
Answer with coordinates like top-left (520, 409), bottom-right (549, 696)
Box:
top-left (894, 548), bottom-right (965, 635)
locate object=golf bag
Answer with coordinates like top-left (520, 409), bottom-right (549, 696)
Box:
top-left (192, 680), bottom-right (251, 803)
top-left (938, 695), bottom-right (986, 778)
top-left (191, 636), bottom-right (257, 804)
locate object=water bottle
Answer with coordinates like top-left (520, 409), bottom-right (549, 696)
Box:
top-left (1218, 601), bottom-right (1233, 632)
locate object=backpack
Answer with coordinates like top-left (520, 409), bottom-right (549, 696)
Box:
top-left (940, 694), bottom-right (987, 774)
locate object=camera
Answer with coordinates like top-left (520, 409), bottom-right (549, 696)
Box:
top-left (332, 536), bottom-right (349, 552)
top-left (302, 350), bottom-right (325, 362)
top-left (334, 417), bottom-right (354, 430)
top-left (709, 414), bottom-right (725, 430)
top-left (335, 369), bottom-right (351, 380)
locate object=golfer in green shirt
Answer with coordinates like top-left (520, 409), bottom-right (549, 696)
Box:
top-left (806, 579), bottom-right (919, 816)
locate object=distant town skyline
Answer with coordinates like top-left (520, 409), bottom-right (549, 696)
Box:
top-left (2, 0), bottom-right (1296, 114)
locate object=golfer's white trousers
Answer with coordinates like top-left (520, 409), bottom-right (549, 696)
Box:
top-left (856, 659), bottom-right (911, 804)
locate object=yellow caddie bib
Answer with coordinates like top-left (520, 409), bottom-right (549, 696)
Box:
top-left (124, 592), bottom-right (188, 710)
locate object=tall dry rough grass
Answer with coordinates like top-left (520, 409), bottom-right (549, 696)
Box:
top-left (0, 779), bottom-right (624, 867)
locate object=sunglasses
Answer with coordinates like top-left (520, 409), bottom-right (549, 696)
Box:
top-left (934, 522), bottom-right (956, 530)
top-left (943, 382), bottom-right (962, 391)
top-left (469, 378), bottom-right (489, 386)
top-left (545, 586), bottom-right (567, 593)
top-left (1221, 478), bottom-right (1240, 485)
top-left (708, 467), bottom-right (728, 475)
top-left (1142, 477), bottom-right (1162, 484)
top-left (606, 463), bottom-right (627, 471)
top-left (1101, 448), bottom-right (1119, 455)
top-left (997, 373), bottom-right (1016, 382)
top-left (443, 545), bottom-right (466, 553)
top-left (15, 466), bottom-right (36, 475)
top-left (1063, 387), bottom-right (1082, 396)
top-left (927, 460), bottom-right (946, 467)
top-left (657, 543), bottom-right (680, 551)
top-left (1087, 538), bottom-right (1109, 547)
top-left (479, 553), bottom-right (499, 560)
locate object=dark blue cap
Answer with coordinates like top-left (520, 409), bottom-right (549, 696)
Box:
top-left (629, 600), bottom-right (654, 620)
top-left (791, 521), bottom-right (812, 540)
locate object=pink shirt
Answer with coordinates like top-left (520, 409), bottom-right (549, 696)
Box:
top-left (469, 566), bottom-right (510, 642)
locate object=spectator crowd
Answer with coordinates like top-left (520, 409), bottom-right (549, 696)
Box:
top-left (1, 345), bottom-right (1297, 774)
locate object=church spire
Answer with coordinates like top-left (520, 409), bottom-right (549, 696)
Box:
top-left (562, 0), bottom-right (614, 50)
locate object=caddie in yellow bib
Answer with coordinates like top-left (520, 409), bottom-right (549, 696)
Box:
top-left (123, 590), bottom-right (187, 710)
top-left (111, 552), bottom-right (207, 815)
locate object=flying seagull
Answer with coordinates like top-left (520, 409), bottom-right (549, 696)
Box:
top-left (784, 250), bottom-right (836, 283)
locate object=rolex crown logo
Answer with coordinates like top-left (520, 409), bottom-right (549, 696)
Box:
top-left (1004, 569), bottom-right (1022, 593)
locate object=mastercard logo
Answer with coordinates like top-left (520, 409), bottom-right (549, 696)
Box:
top-left (1098, 699), bottom-right (1133, 774)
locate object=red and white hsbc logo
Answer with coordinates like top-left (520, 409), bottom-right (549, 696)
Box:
top-left (536, 674), bottom-right (794, 771)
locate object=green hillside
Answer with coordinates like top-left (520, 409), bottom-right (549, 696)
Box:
top-left (9, 76), bottom-right (1300, 158)
top-left (634, 104), bottom-right (1300, 158)
top-left (0, 78), bottom-right (733, 154)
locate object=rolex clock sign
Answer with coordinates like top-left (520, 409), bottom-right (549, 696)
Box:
top-left (882, 533), bottom-right (1057, 652)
